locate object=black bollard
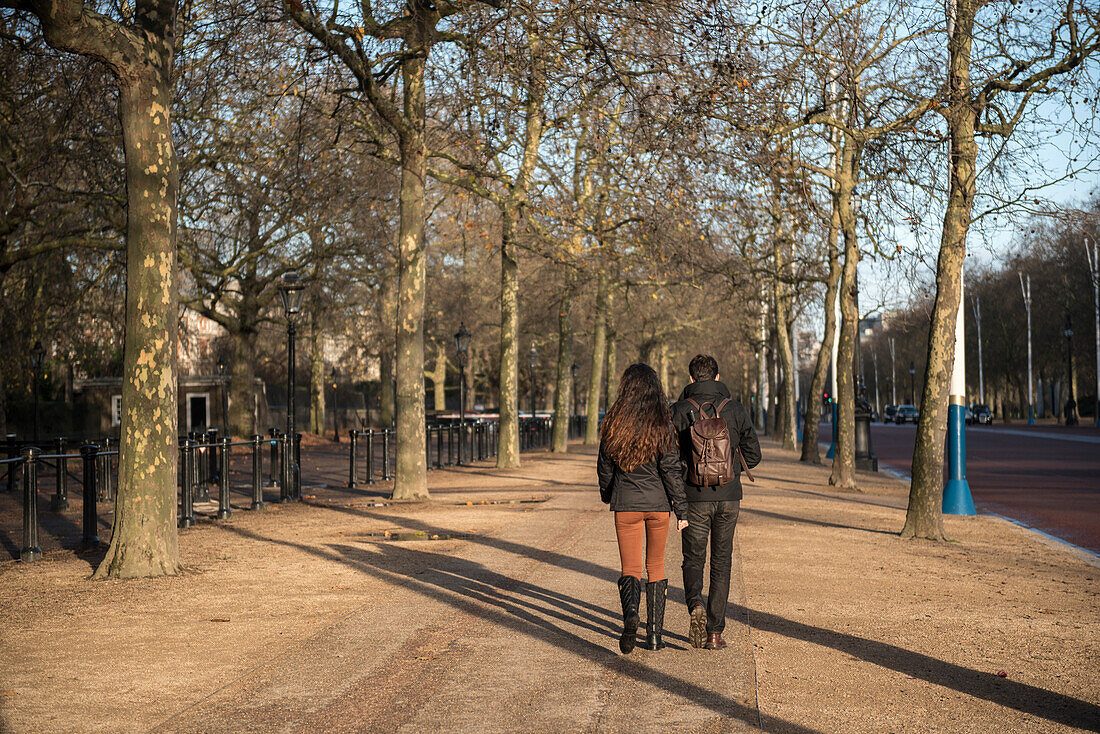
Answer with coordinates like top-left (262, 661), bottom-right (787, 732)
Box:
top-left (269, 428), bottom-right (279, 486)
top-left (447, 424), bottom-right (454, 466)
top-left (80, 444), bottom-right (99, 546)
top-left (216, 436), bottom-right (232, 519)
top-left (348, 429), bottom-right (360, 488)
top-left (52, 437), bottom-right (69, 511)
top-left (366, 429), bottom-right (376, 484)
top-left (21, 447), bottom-right (42, 562)
top-left (382, 429), bottom-right (391, 480)
top-left (180, 439), bottom-right (195, 528)
top-left (250, 434), bottom-right (264, 510)
top-left (208, 427), bottom-right (220, 481)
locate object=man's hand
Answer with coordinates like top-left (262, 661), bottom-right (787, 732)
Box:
top-left (677, 519), bottom-right (689, 532)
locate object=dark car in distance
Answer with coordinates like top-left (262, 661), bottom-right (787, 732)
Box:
top-left (970, 404), bottom-right (992, 425)
top-left (894, 404), bottom-right (919, 424)
top-left (883, 405), bottom-right (898, 423)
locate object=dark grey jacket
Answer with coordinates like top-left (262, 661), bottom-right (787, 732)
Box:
top-left (671, 379), bottom-right (761, 502)
top-left (597, 440), bottom-right (688, 519)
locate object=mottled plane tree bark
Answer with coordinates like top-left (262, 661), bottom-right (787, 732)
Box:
top-left (1, 0), bottom-right (184, 576)
top-left (903, 0), bottom-right (1100, 539)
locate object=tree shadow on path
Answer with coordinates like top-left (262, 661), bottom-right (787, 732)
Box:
top-left (221, 524), bottom-right (808, 733)
top-left (321, 506), bottom-right (1100, 732)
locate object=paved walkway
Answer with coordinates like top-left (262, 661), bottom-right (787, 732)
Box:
top-left (1, 440), bottom-right (1098, 733)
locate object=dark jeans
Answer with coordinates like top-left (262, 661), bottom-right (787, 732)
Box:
top-left (681, 500), bottom-right (740, 634)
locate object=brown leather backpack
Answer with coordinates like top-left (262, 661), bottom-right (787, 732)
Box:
top-left (686, 398), bottom-right (734, 486)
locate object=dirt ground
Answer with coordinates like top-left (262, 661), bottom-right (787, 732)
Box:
top-left (0, 439), bottom-right (1097, 733)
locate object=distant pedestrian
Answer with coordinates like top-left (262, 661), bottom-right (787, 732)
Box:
top-left (597, 363), bottom-right (688, 654)
top-left (671, 354), bottom-right (761, 650)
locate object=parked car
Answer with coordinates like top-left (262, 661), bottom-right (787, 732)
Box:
top-left (894, 404), bottom-right (919, 424)
top-left (883, 405), bottom-right (897, 423)
top-left (970, 404), bottom-right (993, 425)
top-left (964, 405), bottom-right (975, 424)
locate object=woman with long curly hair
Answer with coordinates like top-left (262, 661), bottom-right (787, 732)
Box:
top-left (597, 363), bottom-right (688, 654)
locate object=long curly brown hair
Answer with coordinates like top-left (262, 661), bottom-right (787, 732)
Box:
top-left (599, 363), bottom-right (673, 472)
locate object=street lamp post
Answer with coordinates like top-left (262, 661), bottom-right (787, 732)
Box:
top-left (1064, 314), bottom-right (1077, 425)
top-left (972, 296), bottom-right (985, 405)
top-left (32, 341), bottom-right (46, 443)
top-left (454, 323), bottom-right (471, 465)
top-left (889, 337), bottom-right (897, 405)
top-left (217, 357), bottom-right (229, 436)
top-left (1019, 272), bottom-right (1035, 424)
top-left (331, 368), bottom-right (340, 442)
top-left (526, 346), bottom-right (539, 418)
top-left (908, 361), bottom-right (915, 406)
top-left (278, 271), bottom-right (305, 500)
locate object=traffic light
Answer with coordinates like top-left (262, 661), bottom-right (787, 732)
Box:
top-left (823, 391), bottom-right (832, 405)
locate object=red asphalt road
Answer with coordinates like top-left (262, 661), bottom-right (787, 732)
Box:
top-left (817, 421), bottom-right (1100, 555)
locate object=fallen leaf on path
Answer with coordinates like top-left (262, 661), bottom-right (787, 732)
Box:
top-left (210, 618), bottom-right (230, 623)
top-left (997, 670), bottom-right (1008, 678)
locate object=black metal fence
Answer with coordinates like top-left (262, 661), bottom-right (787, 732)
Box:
top-left (6, 414), bottom-right (564, 564)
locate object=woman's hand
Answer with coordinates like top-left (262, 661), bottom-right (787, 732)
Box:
top-left (677, 519), bottom-right (689, 532)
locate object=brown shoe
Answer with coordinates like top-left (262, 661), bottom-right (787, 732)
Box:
top-left (705, 633), bottom-right (727, 650)
top-left (689, 605), bottom-right (707, 649)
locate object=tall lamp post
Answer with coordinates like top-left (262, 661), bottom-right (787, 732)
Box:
top-left (1064, 315), bottom-right (1077, 425)
top-left (217, 357), bottom-right (229, 436)
top-left (1019, 272), bottom-right (1035, 424)
top-left (32, 340), bottom-right (46, 443)
top-left (908, 361), bottom-right (915, 406)
top-left (1086, 238), bottom-right (1100, 427)
top-left (278, 271), bottom-right (305, 500)
top-left (331, 368), bottom-right (340, 442)
top-left (526, 346), bottom-right (539, 417)
top-left (454, 322), bottom-right (471, 465)
top-left (889, 337), bottom-right (897, 405)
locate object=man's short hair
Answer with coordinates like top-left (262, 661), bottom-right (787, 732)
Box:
top-left (688, 354), bottom-right (719, 382)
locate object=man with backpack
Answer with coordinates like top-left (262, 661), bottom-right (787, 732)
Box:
top-left (671, 354), bottom-right (761, 650)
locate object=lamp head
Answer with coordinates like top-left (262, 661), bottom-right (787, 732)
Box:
top-left (278, 271), bottom-right (305, 318)
top-left (454, 322), bottom-right (471, 355)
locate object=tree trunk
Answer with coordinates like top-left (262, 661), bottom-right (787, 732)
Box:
top-left (379, 270), bottom-right (396, 428)
top-left (584, 270), bottom-right (609, 444)
top-left (551, 284), bottom-right (573, 452)
top-left (230, 326), bottom-right (258, 436)
top-left (95, 72), bottom-right (182, 578)
top-left (829, 161), bottom-right (860, 491)
top-left (901, 1), bottom-right (978, 540)
top-left (776, 286), bottom-right (797, 451)
top-left (309, 316), bottom-right (325, 435)
top-left (605, 323), bottom-right (618, 403)
top-left (391, 44), bottom-right (428, 500)
top-left (802, 214), bottom-right (841, 464)
top-left (428, 342), bottom-right (447, 412)
top-left (496, 204), bottom-right (521, 467)
top-left (755, 300), bottom-right (768, 432)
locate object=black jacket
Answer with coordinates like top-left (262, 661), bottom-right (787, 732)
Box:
top-left (597, 440), bottom-right (688, 519)
top-left (670, 380), bottom-right (761, 502)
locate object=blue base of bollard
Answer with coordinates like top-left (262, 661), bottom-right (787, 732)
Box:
top-left (943, 479), bottom-right (976, 515)
top-left (943, 403), bottom-right (976, 516)
top-left (1027, 405), bottom-right (1035, 425)
top-left (825, 404), bottom-right (838, 459)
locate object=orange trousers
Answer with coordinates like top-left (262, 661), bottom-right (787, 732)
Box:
top-left (614, 511), bottom-right (670, 581)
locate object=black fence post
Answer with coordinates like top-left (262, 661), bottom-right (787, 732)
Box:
top-left (21, 446), bottom-right (41, 562)
top-left (279, 433), bottom-right (290, 503)
top-left (269, 428), bottom-right (279, 486)
top-left (251, 434), bottom-right (264, 510)
top-left (52, 437), bottom-right (69, 511)
top-left (425, 426), bottom-right (433, 472)
top-left (81, 444), bottom-right (99, 546)
top-left (366, 429), bottom-right (376, 484)
top-left (348, 429), bottom-right (359, 488)
top-left (294, 433), bottom-right (302, 499)
top-left (217, 436), bottom-right (231, 520)
top-left (436, 426), bottom-right (443, 469)
top-left (180, 439), bottom-right (195, 528)
top-left (382, 429), bottom-right (391, 480)
top-left (208, 427), bottom-right (220, 481)
top-left (447, 425), bottom-right (454, 466)
top-left (100, 437), bottom-right (114, 501)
